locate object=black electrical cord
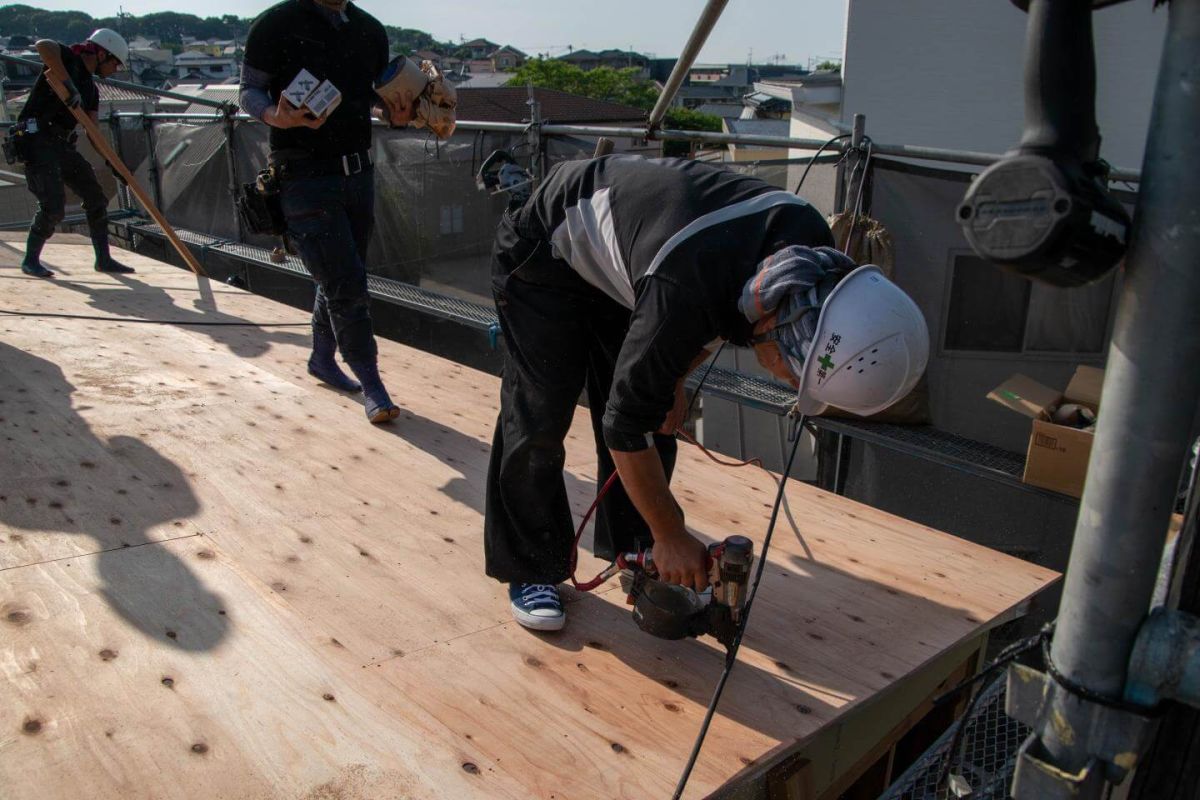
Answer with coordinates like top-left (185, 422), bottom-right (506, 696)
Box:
top-left (0, 308), bottom-right (309, 327)
top-left (683, 341), bottom-right (727, 422)
top-left (793, 133), bottom-right (852, 195)
top-left (933, 624), bottom-right (1053, 793)
top-left (671, 415), bottom-right (807, 800)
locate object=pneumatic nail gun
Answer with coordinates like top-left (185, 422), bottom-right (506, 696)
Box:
top-left (617, 535), bottom-right (754, 652)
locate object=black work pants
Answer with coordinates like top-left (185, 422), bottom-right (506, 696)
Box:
top-left (279, 167), bottom-right (378, 363)
top-left (484, 211), bottom-right (677, 585)
top-left (25, 133), bottom-right (110, 251)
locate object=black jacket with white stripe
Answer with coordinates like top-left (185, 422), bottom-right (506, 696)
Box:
top-left (518, 156), bottom-right (834, 451)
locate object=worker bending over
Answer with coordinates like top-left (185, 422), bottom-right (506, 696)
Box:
top-left (485, 156), bottom-right (929, 631)
top-left (19, 29), bottom-right (133, 278)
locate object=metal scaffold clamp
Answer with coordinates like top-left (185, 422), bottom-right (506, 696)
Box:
top-left (1006, 661), bottom-right (1156, 799)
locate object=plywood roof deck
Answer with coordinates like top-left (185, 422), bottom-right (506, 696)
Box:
top-left (0, 243), bottom-right (1058, 800)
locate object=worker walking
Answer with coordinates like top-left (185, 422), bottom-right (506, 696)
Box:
top-left (485, 156), bottom-right (929, 631)
top-left (239, 0), bottom-right (456, 423)
top-left (19, 29), bottom-right (133, 278)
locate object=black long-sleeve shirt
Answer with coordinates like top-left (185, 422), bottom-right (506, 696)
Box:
top-left (241, 0), bottom-right (389, 158)
top-left (519, 156), bottom-right (834, 450)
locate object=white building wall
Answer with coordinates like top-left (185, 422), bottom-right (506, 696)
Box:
top-left (840, 0), bottom-right (1167, 171)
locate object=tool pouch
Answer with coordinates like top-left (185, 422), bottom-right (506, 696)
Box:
top-left (3, 121), bottom-right (33, 165)
top-left (237, 166), bottom-right (286, 236)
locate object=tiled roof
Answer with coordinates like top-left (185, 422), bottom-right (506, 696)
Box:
top-left (98, 83), bottom-right (165, 103)
top-left (455, 87), bottom-right (648, 124)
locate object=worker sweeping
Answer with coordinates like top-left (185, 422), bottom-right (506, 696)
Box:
top-left (484, 155), bottom-right (929, 631)
top-left (17, 29), bottom-right (133, 278)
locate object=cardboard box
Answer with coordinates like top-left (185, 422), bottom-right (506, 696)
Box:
top-left (988, 366), bottom-right (1104, 498)
top-left (303, 80), bottom-right (343, 118)
top-left (283, 69), bottom-right (320, 109)
top-left (282, 72), bottom-right (342, 118)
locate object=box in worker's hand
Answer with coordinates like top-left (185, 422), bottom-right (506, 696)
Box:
top-left (988, 366), bottom-right (1104, 498)
top-left (283, 69), bottom-right (342, 118)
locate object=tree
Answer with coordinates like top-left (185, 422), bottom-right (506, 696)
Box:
top-left (814, 60), bottom-right (841, 73)
top-left (507, 58), bottom-right (724, 157)
top-left (661, 107), bottom-right (724, 157)
top-left (508, 59), bottom-right (658, 111)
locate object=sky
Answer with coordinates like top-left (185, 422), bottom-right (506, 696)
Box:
top-left (11, 0), bottom-right (849, 66)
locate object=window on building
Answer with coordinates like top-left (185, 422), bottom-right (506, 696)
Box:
top-left (439, 205), bottom-right (464, 235)
top-left (943, 253), bottom-right (1116, 354)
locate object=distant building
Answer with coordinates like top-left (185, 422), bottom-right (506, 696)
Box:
top-left (173, 51), bottom-right (238, 83)
top-left (755, 72), bottom-right (844, 144)
top-left (460, 38), bottom-right (499, 60)
top-left (414, 49), bottom-right (443, 67)
top-left (489, 45), bottom-right (527, 72)
top-left (454, 72), bottom-right (515, 89)
top-left (129, 46), bottom-right (175, 86)
top-left (556, 49), bottom-right (649, 75)
top-left (722, 117), bottom-right (791, 162)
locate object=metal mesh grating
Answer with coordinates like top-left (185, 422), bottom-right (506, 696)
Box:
top-left (881, 678), bottom-right (1029, 800)
top-left (213, 240), bottom-right (311, 277)
top-left (130, 221), bottom-right (226, 248)
top-left (815, 418), bottom-right (1027, 479)
top-left (365, 277), bottom-right (497, 330)
top-left (685, 365), bottom-right (795, 414)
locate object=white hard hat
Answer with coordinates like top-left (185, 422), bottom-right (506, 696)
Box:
top-left (88, 28), bottom-right (129, 67)
top-left (792, 265), bottom-right (929, 417)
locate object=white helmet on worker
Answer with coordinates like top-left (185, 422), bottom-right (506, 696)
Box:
top-left (87, 28), bottom-right (129, 67)
top-left (742, 246), bottom-right (929, 417)
top-left (375, 56), bottom-right (458, 139)
top-left (792, 265), bottom-right (929, 416)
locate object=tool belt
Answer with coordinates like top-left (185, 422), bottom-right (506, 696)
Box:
top-left (1, 119), bottom-right (75, 164)
top-left (272, 149), bottom-right (373, 180)
top-left (237, 166), bottom-right (287, 237)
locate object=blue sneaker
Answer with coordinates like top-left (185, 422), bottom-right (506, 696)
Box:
top-left (509, 583), bottom-right (565, 631)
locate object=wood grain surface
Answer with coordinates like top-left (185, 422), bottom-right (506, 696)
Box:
top-left (0, 244), bottom-right (1058, 799)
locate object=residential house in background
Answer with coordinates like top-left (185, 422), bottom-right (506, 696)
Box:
top-left (460, 38), bottom-right (499, 59)
top-left (414, 49), bottom-right (443, 67)
top-left (173, 50), bottom-right (238, 84)
top-left (556, 49), bottom-right (649, 75)
top-left (756, 71), bottom-right (844, 143)
top-left (129, 44), bottom-right (175, 87)
top-left (489, 45), bottom-right (527, 71)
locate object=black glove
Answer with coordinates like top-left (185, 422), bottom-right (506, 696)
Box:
top-left (108, 162), bottom-right (127, 186)
top-left (60, 76), bottom-right (81, 110)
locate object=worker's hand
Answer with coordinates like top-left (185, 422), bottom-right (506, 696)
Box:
top-left (651, 528), bottom-right (709, 593)
top-left (59, 76), bottom-right (81, 109)
top-left (265, 95), bottom-right (325, 130)
top-left (659, 379), bottom-right (690, 435)
top-left (107, 162), bottom-right (127, 186)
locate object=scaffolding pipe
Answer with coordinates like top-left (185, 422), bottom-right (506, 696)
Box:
top-left (1028, 0), bottom-right (1200, 783)
top-left (647, 0), bottom-right (730, 129)
top-left (104, 113), bottom-right (1143, 183)
top-left (0, 52), bottom-right (231, 109)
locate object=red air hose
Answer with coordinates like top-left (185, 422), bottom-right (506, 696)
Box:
top-left (568, 429), bottom-right (769, 591)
